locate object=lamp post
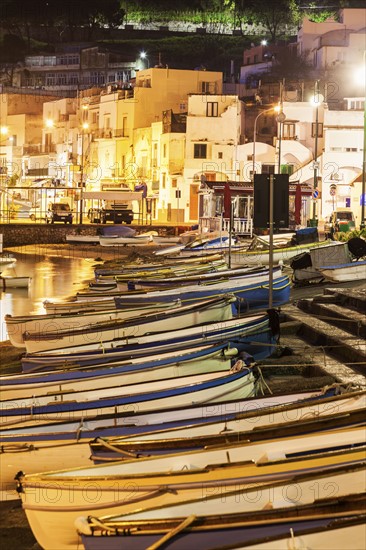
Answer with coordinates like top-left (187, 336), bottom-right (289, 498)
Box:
top-left (357, 52), bottom-right (366, 229)
top-left (310, 82), bottom-right (324, 225)
top-left (79, 122), bottom-right (89, 225)
top-left (252, 105), bottom-right (281, 179)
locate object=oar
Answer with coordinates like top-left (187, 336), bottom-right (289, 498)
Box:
top-left (146, 514), bottom-right (197, 550)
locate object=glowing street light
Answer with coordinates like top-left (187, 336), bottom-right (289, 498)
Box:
top-left (140, 51), bottom-right (150, 69)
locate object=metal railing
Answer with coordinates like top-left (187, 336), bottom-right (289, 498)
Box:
top-left (200, 216), bottom-right (253, 236)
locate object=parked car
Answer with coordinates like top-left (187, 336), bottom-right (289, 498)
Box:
top-left (46, 203), bottom-right (73, 224)
top-left (324, 209), bottom-right (355, 238)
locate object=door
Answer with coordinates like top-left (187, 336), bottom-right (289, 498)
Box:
top-left (189, 184), bottom-right (199, 222)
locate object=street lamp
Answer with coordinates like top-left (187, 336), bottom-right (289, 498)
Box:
top-left (139, 51), bottom-right (150, 69)
top-left (79, 122), bottom-right (89, 225)
top-left (355, 53), bottom-right (366, 229)
top-left (310, 82), bottom-right (324, 225)
top-left (252, 105), bottom-right (281, 179)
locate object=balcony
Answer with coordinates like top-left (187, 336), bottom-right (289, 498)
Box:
top-left (93, 128), bottom-right (128, 139)
top-left (23, 145), bottom-right (41, 155)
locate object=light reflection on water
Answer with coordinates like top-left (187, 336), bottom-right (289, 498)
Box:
top-left (0, 253), bottom-right (96, 342)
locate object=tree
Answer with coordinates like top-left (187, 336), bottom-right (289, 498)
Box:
top-left (240, 0), bottom-right (301, 42)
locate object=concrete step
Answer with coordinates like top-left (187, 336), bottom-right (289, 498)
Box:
top-left (281, 304), bottom-right (366, 375)
top-left (278, 334), bottom-right (366, 388)
top-left (322, 287), bottom-right (366, 313)
top-left (296, 299), bottom-right (366, 338)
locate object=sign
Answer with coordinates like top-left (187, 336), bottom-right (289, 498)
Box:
top-left (329, 184), bottom-right (337, 196)
top-left (313, 190), bottom-right (319, 199)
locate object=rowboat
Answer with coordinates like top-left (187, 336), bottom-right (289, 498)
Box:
top-left (94, 253), bottom-right (226, 278)
top-left (0, 341), bottom-right (242, 400)
top-left (0, 255), bottom-right (17, 266)
top-left (1, 388), bottom-right (359, 498)
top-left (17, 445), bottom-right (366, 550)
top-left (5, 299), bottom-right (181, 348)
top-left (229, 236), bottom-right (335, 266)
top-left (0, 274), bottom-right (31, 289)
top-left (22, 294), bottom-right (236, 353)
top-left (65, 234), bottom-right (100, 244)
top-left (20, 311), bottom-right (278, 370)
top-left (124, 265), bottom-right (268, 291)
top-left (0, 367), bottom-right (256, 426)
top-left (77, 494), bottom-right (366, 550)
top-left (318, 260), bottom-right (366, 283)
top-left (42, 267), bottom-right (290, 317)
top-left (89, 401), bottom-right (366, 461)
top-left (99, 233), bottom-right (154, 246)
top-left (155, 235), bottom-right (247, 257)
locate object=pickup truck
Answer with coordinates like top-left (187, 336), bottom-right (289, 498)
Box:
top-left (87, 201), bottom-right (133, 224)
top-left (324, 209), bottom-right (355, 238)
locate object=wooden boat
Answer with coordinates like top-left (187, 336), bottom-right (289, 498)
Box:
top-left (0, 367), bottom-right (256, 426)
top-left (5, 299), bottom-right (181, 348)
top-left (124, 265), bottom-right (268, 291)
top-left (318, 260), bottom-right (366, 283)
top-left (0, 254), bottom-right (17, 266)
top-left (155, 235), bottom-right (247, 257)
top-left (77, 267), bottom-right (290, 309)
top-left (77, 494), bottom-right (366, 550)
top-left (23, 294), bottom-right (236, 353)
top-left (0, 387), bottom-right (340, 444)
top-left (65, 234), bottom-right (100, 244)
top-left (94, 253), bottom-right (226, 278)
top-left (17, 445), bottom-right (366, 550)
top-left (42, 267), bottom-right (290, 317)
top-left (240, 517), bottom-right (366, 550)
top-left (0, 274), bottom-right (31, 289)
top-left (89, 403), bottom-right (366, 461)
top-left (0, 341), bottom-right (242, 400)
top-left (111, 259), bottom-right (228, 285)
top-left (229, 234), bottom-right (334, 267)
top-left (20, 311), bottom-right (278, 370)
top-left (1, 388), bottom-right (359, 498)
top-left (21, 294), bottom-right (236, 353)
top-left (99, 233), bottom-right (154, 246)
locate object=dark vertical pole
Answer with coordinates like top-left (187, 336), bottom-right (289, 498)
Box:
top-left (269, 174), bottom-right (274, 308)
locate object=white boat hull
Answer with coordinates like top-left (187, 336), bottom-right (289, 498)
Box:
top-left (22, 296), bottom-right (234, 353)
top-left (19, 442), bottom-right (366, 550)
top-left (5, 300), bottom-right (180, 348)
top-left (319, 260), bottom-right (366, 282)
top-left (0, 276), bottom-right (31, 289)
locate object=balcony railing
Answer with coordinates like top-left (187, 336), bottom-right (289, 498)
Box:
top-left (93, 129), bottom-right (127, 139)
top-left (200, 216), bottom-right (253, 237)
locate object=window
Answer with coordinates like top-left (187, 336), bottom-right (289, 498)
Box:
top-left (218, 152), bottom-right (223, 159)
top-left (122, 116), bottom-right (128, 137)
top-left (283, 123), bottom-right (296, 139)
top-left (163, 144), bottom-right (167, 158)
top-left (172, 178), bottom-right (177, 188)
top-left (206, 102), bottom-right (218, 117)
top-left (194, 143), bottom-right (207, 159)
top-left (161, 173), bottom-right (166, 189)
top-left (311, 122), bottom-right (323, 137)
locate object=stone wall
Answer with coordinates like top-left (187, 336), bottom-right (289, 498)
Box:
top-left (0, 224), bottom-right (184, 248)
top-left (0, 224), bottom-right (99, 248)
